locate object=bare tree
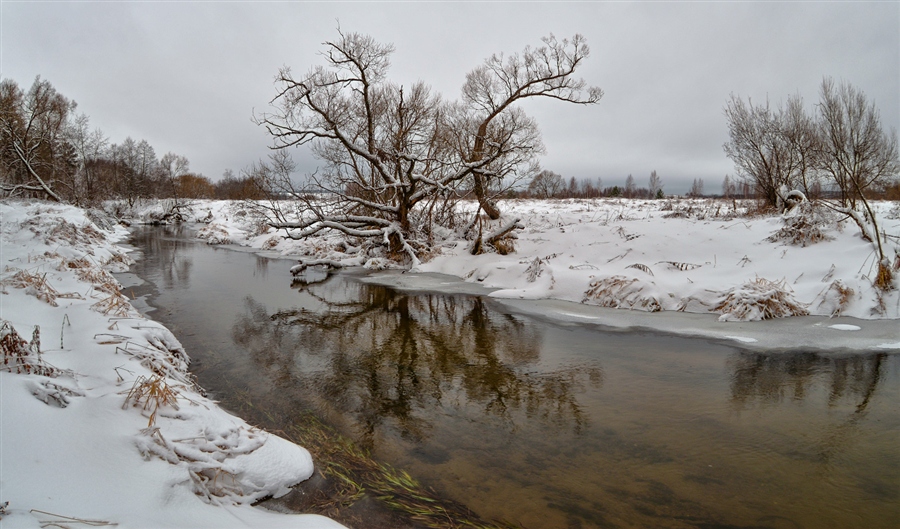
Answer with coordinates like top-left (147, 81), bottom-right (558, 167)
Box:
top-left (689, 178), bottom-right (704, 197)
top-left (159, 152), bottom-right (190, 198)
top-left (66, 112), bottom-right (108, 206)
top-left (648, 170), bottom-right (662, 198)
top-left (527, 169), bottom-right (563, 198)
top-left (623, 174), bottom-right (636, 198)
top-left (817, 78), bottom-right (899, 290)
top-left (459, 34), bottom-right (603, 218)
top-left (257, 30), bottom-right (602, 263)
top-left (722, 174), bottom-right (736, 198)
top-left (0, 77), bottom-right (75, 201)
top-left (723, 94), bottom-right (814, 208)
top-left (817, 78), bottom-right (899, 209)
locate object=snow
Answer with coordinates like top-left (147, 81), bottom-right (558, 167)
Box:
top-left (0, 201), bottom-right (344, 528)
top-left (1, 196), bottom-right (897, 527)
top-left (724, 335), bottom-right (759, 343)
top-left (191, 197), bottom-right (899, 351)
top-left (828, 324), bottom-right (861, 331)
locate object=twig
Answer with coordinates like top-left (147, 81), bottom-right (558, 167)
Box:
top-left (29, 509), bottom-right (118, 526)
top-left (61, 314), bottom-right (70, 349)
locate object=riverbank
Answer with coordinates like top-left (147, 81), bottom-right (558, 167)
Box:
top-left (189, 197), bottom-right (900, 351)
top-left (0, 200), bottom-right (344, 528)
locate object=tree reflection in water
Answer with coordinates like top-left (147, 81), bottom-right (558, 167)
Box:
top-left (231, 275), bottom-right (601, 449)
top-left (728, 350), bottom-right (888, 464)
top-left (728, 351), bottom-right (885, 411)
top-left (129, 225), bottom-right (194, 290)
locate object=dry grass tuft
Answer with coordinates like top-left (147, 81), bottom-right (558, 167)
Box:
top-left (103, 251), bottom-right (135, 272)
top-left (78, 267), bottom-right (122, 295)
top-left (715, 278), bottom-right (809, 321)
top-left (873, 259), bottom-right (895, 292)
top-left (116, 336), bottom-right (193, 387)
top-left (57, 256), bottom-right (93, 270)
top-left (1, 268), bottom-right (83, 307)
top-left (583, 275), bottom-right (661, 312)
top-left (490, 236), bottom-right (516, 255)
top-left (815, 280), bottom-right (855, 317)
top-left (1, 320), bottom-right (59, 377)
top-left (123, 374), bottom-right (181, 427)
top-left (91, 292), bottom-right (134, 316)
top-left (34, 218), bottom-right (106, 252)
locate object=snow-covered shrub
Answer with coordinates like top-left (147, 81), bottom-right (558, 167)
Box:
top-left (766, 201), bottom-right (836, 247)
top-left (715, 278), bottom-right (809, 321)
top-left (197, 223), bottom-right (231, 245)
top-left (134, 425), bottom-right (305, 506)
top-left (583, 275), bottom-right (661, 312)
top-left (262, 236), bottom-right (280, 249)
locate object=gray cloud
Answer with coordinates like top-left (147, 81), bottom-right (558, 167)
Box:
top-left (3, 1), bottom-right (897, 194)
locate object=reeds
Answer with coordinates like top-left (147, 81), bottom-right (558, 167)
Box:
top-left (123, 374), bottom-right (181, 427)
top-left (1, 268), bottom-right (82, 307)
top-left (283, 415), bottom-right (519, 529)
top-left (816, 280), bottom-right (855, 317)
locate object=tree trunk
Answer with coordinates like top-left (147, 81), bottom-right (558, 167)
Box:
top-left (471, 124), bottom-right (501, 220)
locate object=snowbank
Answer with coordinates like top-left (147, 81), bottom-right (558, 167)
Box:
top-left (0, 200), bottom-right (343, 528)
top-left (188, 198), bottom-right (900, 321)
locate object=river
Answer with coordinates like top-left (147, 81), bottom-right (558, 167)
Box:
top-left (118, 224), bottom-right (899, 529)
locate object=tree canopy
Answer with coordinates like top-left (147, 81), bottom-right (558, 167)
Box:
top-left (256, 30), bottom-right (602, 263)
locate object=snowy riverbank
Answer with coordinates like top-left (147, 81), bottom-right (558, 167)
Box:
top-left (192, 197), bottom-right (900, 351)
top-left (0, 200), bottom-right (344, 528)
top-left (2, 196), bottom-right (898, 527)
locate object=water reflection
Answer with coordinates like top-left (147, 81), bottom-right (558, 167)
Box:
top-left (232, 278), bottom-right (601, 449)
top-left (728, 351), bottom-right (886, 411)
top-left (122, 226), bottom-right (899, 529)
top-left (128, 225), bottom-right (194, 290)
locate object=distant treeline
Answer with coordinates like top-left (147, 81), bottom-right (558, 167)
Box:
top-left (0, 76), bottom-right (266, 206)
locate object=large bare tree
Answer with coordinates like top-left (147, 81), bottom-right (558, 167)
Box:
top-left (723, 94), bottom-right (816, 208)
top-left (817, 78), bottom-right (899, 290)
top-left (817, 78), bottom-right (899, 209)
top-left (257, 30), bottom-right (601, 264)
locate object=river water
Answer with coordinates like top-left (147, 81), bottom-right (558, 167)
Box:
top-left (120, 225), bottom-right (899, 529)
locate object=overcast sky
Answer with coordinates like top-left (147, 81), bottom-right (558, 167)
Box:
top-left (2, 1), bottom-right (898, 194)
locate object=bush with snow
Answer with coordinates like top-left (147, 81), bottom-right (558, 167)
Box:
top-left (715, 278), bottom-right (809, 321)
top-left (583, 275), bottom-right (662, 312)
top-left (766, 201), bottom-right (836, 247)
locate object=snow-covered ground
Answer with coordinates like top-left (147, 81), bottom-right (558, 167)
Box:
top-left (1, 196), bottom-right (898, 528)
top-left (195, 197), bottom-right (900, 350)
top-left (0, 201), bottom-right (344, 528)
